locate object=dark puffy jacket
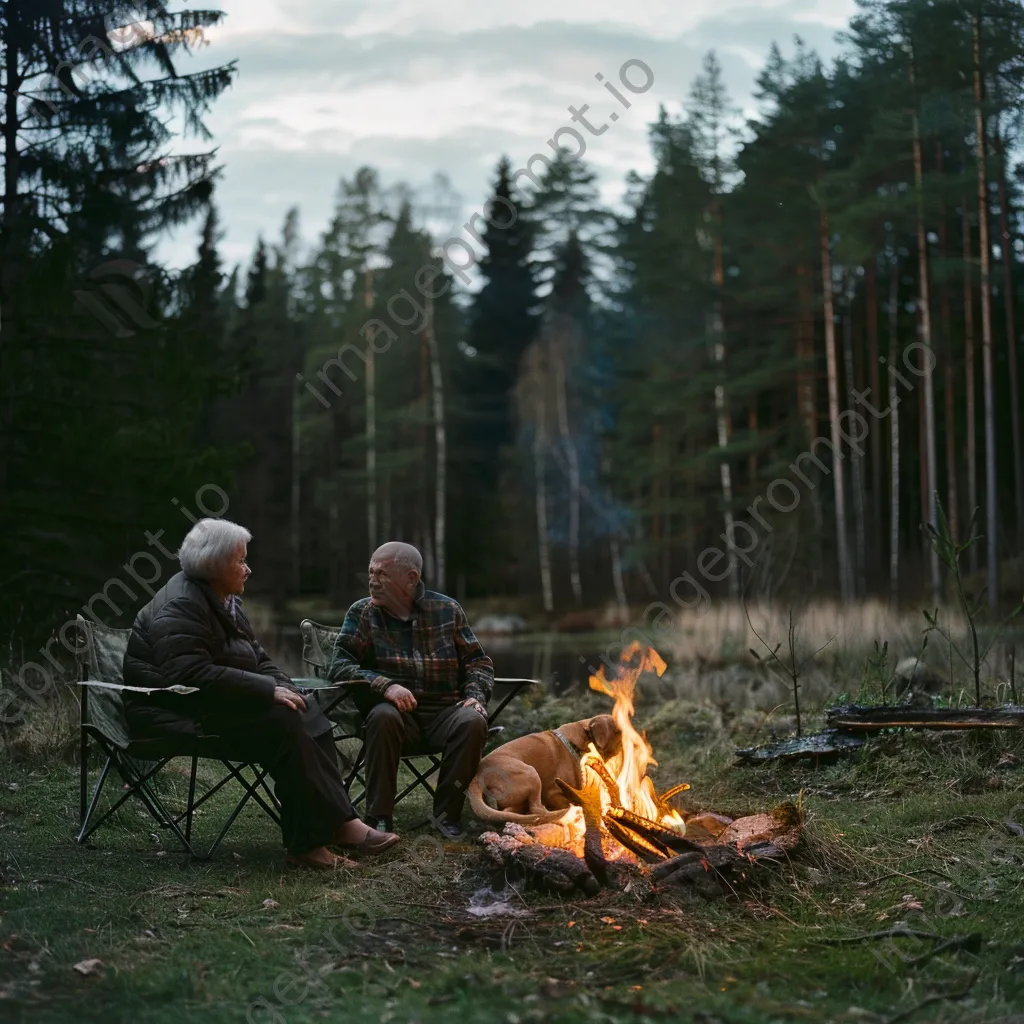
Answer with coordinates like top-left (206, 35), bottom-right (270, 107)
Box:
top-left (123, 571), bottom-right (287, 713)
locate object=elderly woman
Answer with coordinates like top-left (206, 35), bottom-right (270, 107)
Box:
top-left (122, 517), bottom-right (398, 869)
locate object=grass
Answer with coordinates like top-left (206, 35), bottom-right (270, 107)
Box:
top-left (3, 685), bottom-right (1024, 1024)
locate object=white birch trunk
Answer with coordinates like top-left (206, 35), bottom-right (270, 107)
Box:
top-left (821, 209), bottom-right (852, 601)
top-left (364, 268), bottom-right (377, 552)
top-left (553, 335), bottom-right (582, 605)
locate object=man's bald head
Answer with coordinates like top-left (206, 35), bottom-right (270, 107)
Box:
top-left (370, 542), bottom-right (423, 574)
top-left (368, 542), bottom-right (423, 618)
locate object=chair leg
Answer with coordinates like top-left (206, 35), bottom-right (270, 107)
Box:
top-left (201, 764), bottom-right (278, 859)
top-left (185, 755), bottom-right (199, 845)
top-left (77, 754), bottom-right (114, 844)
top-left (394, 756), bottom-right (440, 806)
top-left (79, 728), bottom-right (89, 826)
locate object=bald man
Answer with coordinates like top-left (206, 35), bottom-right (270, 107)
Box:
top-left (326, 542), bottom-right (493, 838)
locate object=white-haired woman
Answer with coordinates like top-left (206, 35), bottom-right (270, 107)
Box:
top-left (123, 518), bottom-right (398, 869)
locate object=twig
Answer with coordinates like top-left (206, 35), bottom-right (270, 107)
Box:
top-left (860, 867), bottom-right (957, 886)
top-left (904, 933), bottom-right (981, 967)
top-left (883, 969), bottom-right (979, 1024)
top-left (818, 927), bottom-right (945, 945)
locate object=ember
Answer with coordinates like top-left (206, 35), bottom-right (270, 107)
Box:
top-left (481, 643), bottom-right (802, 895)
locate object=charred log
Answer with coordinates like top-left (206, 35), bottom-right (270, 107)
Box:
top-left (479, 824), bottom-right (600, 897)
top-left (603, 817), bottom-right (673, 863)
top-left (826, 704), bottom-right (1024, 731)
top-left (604, 807), bottom-right (702, 856)
top-left (555, 777), bottom-right (611, 885)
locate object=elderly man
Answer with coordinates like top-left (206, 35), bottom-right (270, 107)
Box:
top-left (327, 541), bottom-right (493, 838)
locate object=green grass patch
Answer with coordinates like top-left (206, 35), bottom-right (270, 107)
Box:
top-left (2, 698), bottom-right (1024, 1023)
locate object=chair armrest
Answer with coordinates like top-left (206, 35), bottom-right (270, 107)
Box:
top-left (76, 680), bottom-right (200, 695)
top-left (290, 678), bottom-right (348, 691)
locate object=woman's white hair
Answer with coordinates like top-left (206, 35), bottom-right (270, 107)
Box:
top-left (178, 518), bottom-right (252, 579)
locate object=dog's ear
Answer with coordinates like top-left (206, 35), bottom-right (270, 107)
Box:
top-left (589, 714), bottom-right (621, 757)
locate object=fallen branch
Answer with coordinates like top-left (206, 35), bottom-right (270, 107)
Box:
top-left (884, 970), bottom-right (979, 1024)
top-left (826, 704), bottom-right (1024, 731)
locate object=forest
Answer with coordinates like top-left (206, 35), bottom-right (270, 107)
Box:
top-left (2, 0), bottom-right (1024, 652)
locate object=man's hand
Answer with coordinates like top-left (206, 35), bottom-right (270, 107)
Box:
top-left (273, 686), bottom-right (307, 712)
top-left (460, 696), bottom-right (487, 718)
top-left (384, 683), bottom-right (417, 712)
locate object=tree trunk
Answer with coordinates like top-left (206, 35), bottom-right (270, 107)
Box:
top-left (610, 537), bottom-right (628, 619)
top-left (963, 200), bottom-right (979, 571)
top-left (290, 374), bottom-right (301, 594)
top-left (911, 63), bottom-right (941, 603)
top-left (364, 268), bottom-right (378, 553)
top-left (974, 13), bottom-right (998, 609)
top-left (889, 251), bottom-right (901, 604)
top-left (866, 260), bottom-right (883, 547)
top-left (552, 331), bottom-right (582, 605)
top-left (534, 396), bottom-right (553, 614)
top-left (796, 265), bottom-right (818, 443)
top-left (820, 208), bottom-right (852, 601)
top-left (712, 218), bottom-right (738, 599)
top-left (935, 142), bottom-right (959, 548)
top-left (0, 19), bottom-right (25, 494)
top-left (424, 292), bottom-right (446, 591)
top-left (994, 115), bottom-right (1023, 545)
top-left (842, 287), bottom-right (867, 597)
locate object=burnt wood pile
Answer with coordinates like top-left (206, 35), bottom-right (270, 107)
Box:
top-left (480, 769), bottom-right (802, 899)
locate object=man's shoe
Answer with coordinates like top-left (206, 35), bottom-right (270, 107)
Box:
top-left (433, 818), bottom-right (464, 840)
top-left (364, 815), bottom-right (393, 833)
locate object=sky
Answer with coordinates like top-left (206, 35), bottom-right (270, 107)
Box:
top-left (154, 0), bottom-right (860, 277)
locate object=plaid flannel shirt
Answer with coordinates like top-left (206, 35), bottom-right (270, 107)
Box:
top-left (326, 583), bottom-right (494, 707)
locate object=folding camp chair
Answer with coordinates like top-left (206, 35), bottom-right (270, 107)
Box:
top-left (298, 618), bottom-right (538, 814)
top-left (75, 615), bottom-right (282, 860)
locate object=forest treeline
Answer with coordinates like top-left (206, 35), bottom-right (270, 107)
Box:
top-left (1, 0), bottom-right (1023, 650)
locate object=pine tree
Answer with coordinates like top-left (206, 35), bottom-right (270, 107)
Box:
top-left (0, 1), bottom-right (236, 635)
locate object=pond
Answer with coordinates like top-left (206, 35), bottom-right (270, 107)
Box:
top-left (269, 624), bottom-right (627, 697)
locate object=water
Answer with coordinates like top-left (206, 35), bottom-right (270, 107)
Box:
top-left (270, 624), bottom-right (622, 696)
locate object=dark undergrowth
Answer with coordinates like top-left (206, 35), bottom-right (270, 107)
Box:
top-left (2, 691), bottom-right (1024, 1023)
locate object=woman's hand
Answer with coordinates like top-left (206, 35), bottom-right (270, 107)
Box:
top-left (273, 686), bottom-right (307, 712)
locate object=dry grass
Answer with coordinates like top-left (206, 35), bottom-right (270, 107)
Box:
top-left (664, 599), bottom-right (951, 669)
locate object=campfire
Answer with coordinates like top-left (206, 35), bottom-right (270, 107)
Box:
top-left (481, 643), bottom-right (802, 897)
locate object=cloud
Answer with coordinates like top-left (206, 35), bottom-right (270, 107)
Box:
top-left (154, 1), bottom-right (857, 272)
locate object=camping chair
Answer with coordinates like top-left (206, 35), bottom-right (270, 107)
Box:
top-left (298, 618), bottom-right (538, 814)
top-left (75, 615), bottom-right (282, 860)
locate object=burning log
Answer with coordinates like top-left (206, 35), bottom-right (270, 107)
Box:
top-left (555, 777), bottom-right (611, 885)
top-left (587, 757), bottom-right (623, 808)
top-left (479, 824), bottom-right (600, 897)
top-left (654, 782), bottom-right (691, 818)
top-left (603, 817), bottom-right (673, 863)
top-left (604, 807), bottom-right (700, 854)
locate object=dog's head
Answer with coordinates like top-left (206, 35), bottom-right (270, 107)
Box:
top-left (584, 714), bottom-right (621, 759)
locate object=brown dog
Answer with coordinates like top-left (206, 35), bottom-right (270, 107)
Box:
top-left (467, 714), bottom-right (621, 825)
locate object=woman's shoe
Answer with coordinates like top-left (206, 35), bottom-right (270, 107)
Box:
top-left (286, 848), bottom-right (357, 871)
top-left (334, 828), bottom-right (400, 856)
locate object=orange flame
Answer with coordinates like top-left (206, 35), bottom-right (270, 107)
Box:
top-left (534, 642), bottom-right (686, 859)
